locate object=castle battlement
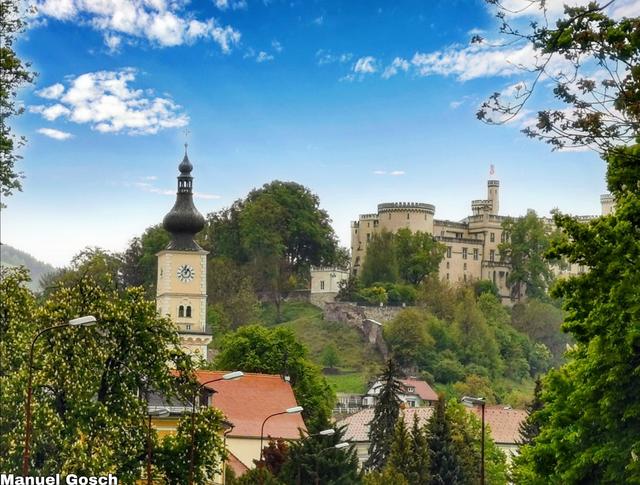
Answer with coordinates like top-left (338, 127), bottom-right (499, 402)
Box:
top-left (377, 202), bottom-right (435, 214)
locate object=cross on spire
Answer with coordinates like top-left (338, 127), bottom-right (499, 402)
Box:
top-left (184, 128), bottom-right (191, 154)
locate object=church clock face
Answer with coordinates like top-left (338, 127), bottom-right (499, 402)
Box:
top-left (177, 264), bottom-right (195, 283)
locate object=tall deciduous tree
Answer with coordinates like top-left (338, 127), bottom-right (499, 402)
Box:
top-left (365, 359), bottom-right (403, 471)
top-left (395, 228), bottom-right (446, 285)
top-left (0, 267), bottom-right (224, 481)
top-left (0, 0), bottom-right (35, 206)
top-left (213, 325), bottom-right (334, 431)
top-left (360, 230), bottom-right (399, 286)
top-left (499, 210), bottom-right (554, 301)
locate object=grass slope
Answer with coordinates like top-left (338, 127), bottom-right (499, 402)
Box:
top-left (261, 301), bottom-right (383, 394)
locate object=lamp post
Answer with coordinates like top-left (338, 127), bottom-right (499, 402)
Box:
top-left (314, 442), bottom-right (349, 485)
top-left (189, 371), bottom-right (243, 485)
top-left (462, 395), bottom-right (486, 485)
top-left (22, 316), bottom-right (98, 477)
top-left (259, 406), bottom-right (303, 464)
top-left (146, 407), bottom-right (170, 485)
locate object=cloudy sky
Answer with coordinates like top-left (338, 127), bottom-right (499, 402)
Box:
top-left (5, 0), bottom-right (638, 267)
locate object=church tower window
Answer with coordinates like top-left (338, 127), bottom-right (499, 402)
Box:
top-left (178, 305), bottom-right (185, 318)
top-left (186, 306), bottom-right (192, 318)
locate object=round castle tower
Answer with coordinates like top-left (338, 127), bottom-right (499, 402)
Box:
top-left (377, 202), bottom-right (436, 234)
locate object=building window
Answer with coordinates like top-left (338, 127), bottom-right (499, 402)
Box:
top-left (446, 273), bottom-right (450, 280)
top-left (473, 248), bottom-right (478, 260)
top-left (490, 232), bottom-right (495, 242)
top-left (463, 274), bottom-right (467, 282)
top-left (441, 230), bottom-right (444, 236)
top-left (178, 305), bottom-right (185, 318)
top-left (463, 262), bottom-right (467, 270)
top-left (446, 261), bottom-right (450, 269)
top-left (186, 324), bottom-right (191, 330)
top-left (320, 281), bottom-right (325, 290)
top-left (355, 229), bottom-right (358, 234)
top-left (407, 213), bottom-right (410, 219)
top-left (462, 248), bottom-right (467, 259)
top-left (493, 271), bottom-right (497, 284)
top-left (447, 247), bottom-right (452, 258)
top-left (490, 250), bottom-right (495, 261)
top-left (186, 306), bottom-right (192, 318)
top-left (367, 222), bottom-right (370, 228)
top-left (366, 233), bottom-right (371, 242)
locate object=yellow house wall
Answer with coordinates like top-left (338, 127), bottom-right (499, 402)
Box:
top-left (226, 436), bottom-right (263, 470)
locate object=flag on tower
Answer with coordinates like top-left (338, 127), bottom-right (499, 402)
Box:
top-left (490, 164), bottom-right (495, 176)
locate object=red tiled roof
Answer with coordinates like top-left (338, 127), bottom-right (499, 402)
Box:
top-left (338, 405), bottom-right (527, 445)
top-left (196, 371), bottom-right (306, 439)
top-left (227, 451), bottom-right (249, 477)
top-left (469, 405), bottom-right (527, 444)
top-left (338, 407), bottom-right (434, 442)
top-left (399, 378), bottom-right (438, 401)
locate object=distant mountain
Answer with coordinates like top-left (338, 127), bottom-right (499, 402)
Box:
top-left (0, 244), bottom-right (58, 292)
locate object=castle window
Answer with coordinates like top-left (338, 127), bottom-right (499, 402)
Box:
top-left (473, 248), bottom-right (479, 260)
top-left (407, 213), bottom-right (410, 219)
top-left (447, 247), bottom-right (452, 258)
top-left (462, 248), bottom-right (467, 259)
top-left (178, 305), bottom-right (185, 318)
top-left (446, 262), bottom-right (450, 269)
top-left (186, 324), bottom-right (191, 330)
top-left (186, 306), bottom-right (192, 318)
top-left (446, 273), bottom-right (450, 280)
top-left (367, 233), bottom-right (371, 242)
top-left (320, 281), bottom-right (325, 290)
top-left (490, 232), bottom-right (495, 243)
top-left (367, 222), bottom-right (370, 227)
top-left (490, 250), bottom-right (495, 261)
top-left (389, 213), bottom-right (391, 219)
top-left (463, 263), bottom-right (467, 270)
top-left (463, 274), bottom-right (467, 282)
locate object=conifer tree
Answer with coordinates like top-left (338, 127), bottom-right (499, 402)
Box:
top-left (387, 417), bottom-right (412, 475)
top-left (365, 359), bottom-right (403, 471)
top-left (518, 378), bottom-right (544, 445)
top-left (427, 397), bottom-right (465, 485)
top-left (410, 414), bottom-right (430, 484)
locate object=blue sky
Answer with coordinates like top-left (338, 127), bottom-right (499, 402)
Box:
top-left (5, 0), bottom-right (636, 267)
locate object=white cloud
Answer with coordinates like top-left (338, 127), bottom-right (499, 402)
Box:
top-left (354, 56), bottom-right (377, 74)
top-left (194, 191), bottom-right (221, 200)
top-left (373, 169), bottom-right (405, 176)
top-left (30, 69), bottom-right (188, 135)
top-left (37, 127), bottom-right (73, 140)
top-left (382, 57), bottom-right (410, 79)
top-left (390, 170), bottom-right (405, 176)
top-left (373, 170), bottom-right (386, 175)
top-left (488, 0), bottom-right (639, 21)
top-left (256, 51), bottom-right (274, 63)
top-left (449, 100), bottom-right (464, 109)
top-left (36, 83), bottom-right (65, 99)
top-left (30, 103), bottom-right (71, 120)
top-left (312, 15), bottom-right (324, 26)
top-left (316, 49), bottom-right (352, 66)
top-left (104, 33), bottom-right (122, 53)
top-left (214, 0), bottom-right (247, 10)
top-left (34, 0), bottom-right (241, 52)
top-left (271, 39), bottom-right (282, 52)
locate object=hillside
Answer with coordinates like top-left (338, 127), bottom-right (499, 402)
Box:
top-left (260, 301), bottom-right (384, 394)
top-left (0, 244), bottom-right (57, 292)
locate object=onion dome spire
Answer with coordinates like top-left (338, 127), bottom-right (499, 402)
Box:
top-left (162, 144), bottom-right (205, 250)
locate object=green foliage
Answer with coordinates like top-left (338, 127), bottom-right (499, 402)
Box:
top-left (360, 229), bottom-right (445, 287)
top-left (214, 325), bottom-right (335, 431)
top-left (384, 308), bottom-right (435, 369)
top-left (0, 267), bottom-right (224, 480)
top-left (427, 397), bottom-right (465, 485)
top-left (121, 224), bottom-right (171, 296)
top-left (365, 359), bottom-right (403, 471)
top-left (280, 426), bottom-right (360, 485)
top-left (321, 343), bottom-right (340, 369)
top-left (156, 407), bottom-right (226, 484)
top-left (0, 0), bottom-right (36, 206)
top-left (362, 467), bottom-right (409, 485)
top-left (260, 438), bottom-right (289, 477)
top-left (395, 228), bottom-right (447, 285)
top-left (360, 231), bottom-right (399, 286)
top-left (473, 279), bottom-right (499, 298)
top-left (383, 415), bottom-right (430, 484)
top-left (518, 378), bottom-right (543, 445)
top-left (500, 210), bottom-right (555, 301)
top-left (357, 286), bottom-right (388, 305)
top-left (232, 466), bottom-right (283, 485)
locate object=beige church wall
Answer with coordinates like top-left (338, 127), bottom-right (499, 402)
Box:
top-left (156, 251), bottom-right (207, 297)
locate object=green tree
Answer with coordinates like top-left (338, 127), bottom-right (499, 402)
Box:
top-left (321, 343), bottom-right (340, 370)
top-left (365, 359), bottom-right (403, 471)
top-left (395, 228), bottom-right (446, 285)
top-left (427, 397), bottom-right (465, 485)
top-left (518, 378), bottom-right (544, 445)
top-left (360, 230), bottom-right (399, 286)
top-left (259, 438), bottom-right (289, 477)
top-left (383, 308), bottom-right (435, 369)
top-left (363, 467), bottom-right (409, 485)
top-left (0, 267), bottom-right (223, 480)
top-left (386, 417), bottom-right (412, 476)
top-left (280, 426), bottom-right (360, 485)
top-left (410, 414), bottom-right (431, 484)
top-left (0, 0), bottom-right (35, 206)
top-left (214, 325), bottom-right (334, 431)
top-left (121, 224), bottom-right (171, 295)
top-left (500, 210), bottom-right (554, 301)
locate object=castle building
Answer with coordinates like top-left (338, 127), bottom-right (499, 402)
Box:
top-left (156, 148), bottom-right (212, 357)
top-left (351, 179), bottom-right (609, 301)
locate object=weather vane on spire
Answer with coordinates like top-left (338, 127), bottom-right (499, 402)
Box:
top-left (184, 128), bottom-right (191, 153)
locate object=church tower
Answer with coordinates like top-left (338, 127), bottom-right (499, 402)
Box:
top-left (156, 147), bottom-right (212, 359)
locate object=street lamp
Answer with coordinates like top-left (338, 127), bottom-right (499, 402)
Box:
top-left (146, 407), bottom-right (170, 485)
top-left (189, 371), bottom-right (244, 485)
top-left (314, 443), bottom-right (350, 485)
top-left (462, 395), bottom-right (486, 485)
top-left (259, 406), bottom-right (304, 463)
top-left (22, 316), bottom-right (98, 477)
